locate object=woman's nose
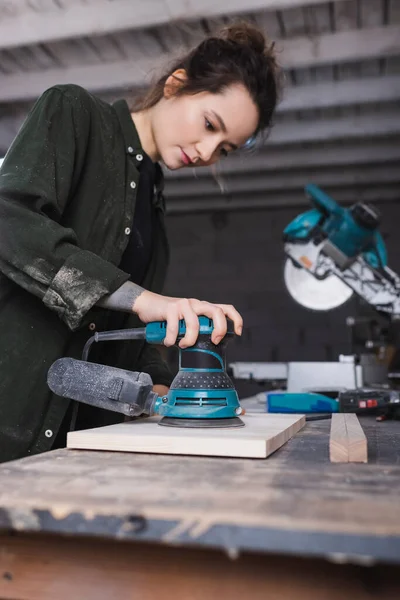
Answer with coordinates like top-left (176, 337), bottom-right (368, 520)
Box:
top-left (196, 139), bottom-right (219, 164)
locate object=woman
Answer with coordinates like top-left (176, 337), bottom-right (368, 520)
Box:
top-left (0, 22), bottom-right (280, 461)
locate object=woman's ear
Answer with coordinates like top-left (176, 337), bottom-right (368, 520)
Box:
top-left (163, 69), bottom-right (188, 99)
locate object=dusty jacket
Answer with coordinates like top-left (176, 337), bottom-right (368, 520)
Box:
top-left (0, 84), bottom-right (172, 462)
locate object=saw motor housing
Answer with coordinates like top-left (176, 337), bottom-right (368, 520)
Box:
top-left (283, 184), bottom-right (400, 317)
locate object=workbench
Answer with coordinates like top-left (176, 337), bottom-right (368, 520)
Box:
top-left (0, 417), bottom-right (399, 600)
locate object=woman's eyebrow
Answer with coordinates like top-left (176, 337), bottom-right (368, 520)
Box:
top-left (211, 110), bottom-right (238, 151)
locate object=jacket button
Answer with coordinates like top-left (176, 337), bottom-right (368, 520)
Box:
top-left (125, 227), bottom-right (131, 235)
top-left (127, 146), bottom-right (134, 154)
top-left (45, 429), bottom-right (53, 438)
top-left (130, 181), bottom-right (136, 189)
top-left (89, 323), bottom-right (96, 331)
top-left (136, 154), bottom-right (143, 161)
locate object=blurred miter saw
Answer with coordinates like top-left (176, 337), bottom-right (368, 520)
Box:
top-left (280, 184), bottom-right (400, 417)
top-left (230, 185), bottom-right (400, 419)
top-left (283, 184), bottom-right (400, 317)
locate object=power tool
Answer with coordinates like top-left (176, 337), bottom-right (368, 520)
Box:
top-left (48, 316), bottom-right (245, 429)
top-left (281, 184), bottom-right (400, 416)
top-left (264, 388), bottom-right (400, 419)
top-left (231, 185), bottom-right (400, 418)
top-left (283, 183), bottom-right (400, 316)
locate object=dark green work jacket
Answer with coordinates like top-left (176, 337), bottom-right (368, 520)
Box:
top-left (0, 84), bottom-right (172, 462)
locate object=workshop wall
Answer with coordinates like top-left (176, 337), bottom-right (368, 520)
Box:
top-left (164, 200), bottom-right (400, 366)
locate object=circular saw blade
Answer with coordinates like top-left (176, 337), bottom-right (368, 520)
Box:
top-left (284, 258), bottom-right (353, 311)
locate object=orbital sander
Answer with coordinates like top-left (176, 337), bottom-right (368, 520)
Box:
top-left (48, 316), bottom-right (244, 429)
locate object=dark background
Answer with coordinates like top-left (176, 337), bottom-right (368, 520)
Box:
top-left (162, 198), bottom-right (400, 393)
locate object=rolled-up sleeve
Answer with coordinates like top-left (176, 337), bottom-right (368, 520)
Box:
top-left (0, 87), bottom-right (129, 330)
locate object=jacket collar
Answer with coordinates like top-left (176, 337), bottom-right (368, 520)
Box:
top-left (112, 99), bottom-right (142, 156)
top-left (113, 98), bottom-right (166, 213)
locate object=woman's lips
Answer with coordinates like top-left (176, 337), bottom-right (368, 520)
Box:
top-left (181, 149), bottom-right (192, 165)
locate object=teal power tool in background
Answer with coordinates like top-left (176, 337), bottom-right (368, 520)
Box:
top-left (230, 185), bottom-right (400, 421)
top-left (283, 183), bottom-right (400, 315)
top-left (265, 389), bottom-right (400, 420)
top-left (266, 389), bottom-right (397, 414)
top-left (266, 391), bottom-right (341, 414)
top-left (284, 183), bottom-right (387, 268)
top-left (48, 316), bottom-right (245, 429)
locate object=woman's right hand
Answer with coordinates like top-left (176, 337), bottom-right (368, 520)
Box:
top-left (133, 290), bottom-right (243, 348)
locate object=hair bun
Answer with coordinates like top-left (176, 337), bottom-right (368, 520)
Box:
top-left (218, 22), bottom-right (267, 55)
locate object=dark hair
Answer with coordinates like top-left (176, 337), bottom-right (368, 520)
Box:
top-left (132, 22), bottom-right (281, 137)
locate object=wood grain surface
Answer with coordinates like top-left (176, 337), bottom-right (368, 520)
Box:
top-left (1, 419), bottom-right (399, 563)
top-left (67, 413), bottom-right (306, 458)
top-left (330, 414), bottom-right (368, 463)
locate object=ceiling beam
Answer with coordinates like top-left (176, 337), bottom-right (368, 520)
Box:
top-left (278, 75), bottom-right (400, 112)
top-left (165, 165), bottom-right (400, 198)
top-left (0, 26), bottom-right (399, 103)
top-left (165, 186), bottom-right (400, 214)
top-left (0, 0), bottom-right (345, 50)
top-left (0, 56), bottom-right (158, 103)
top-left (268, 112), bottom-right (400, 145)
top-left (1, 73), bottom-right (398, 132)
top-left (165, 140), bottom-right (400, 180)
top-left (282, 25), bottom-right (400, 68)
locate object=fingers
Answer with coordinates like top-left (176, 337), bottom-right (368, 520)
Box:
top-left (163, 298), bottom-right (243, 348)
top-left (177, 300), bottom-right (201, 348)
top-left (164, 299), bottom-right (200, 348)
top-left (188, 300), bottom-right (227, 345)
top-left (163, 303), bottom-right (181, 347)
top-left (215, 304), bottom-right (243, 336)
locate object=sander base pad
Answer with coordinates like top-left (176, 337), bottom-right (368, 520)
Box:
top-left (159, 416), bottom-right (245, 429)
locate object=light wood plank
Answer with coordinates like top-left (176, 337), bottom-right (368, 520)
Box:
top-left (67, 413), bottom-right (305, 459)
top-left (330, 414), bottom-right (368, 463)
top-left (346, 414), bottom-right (368, 463)
top-left (330, 414), bottom-right (349, 463)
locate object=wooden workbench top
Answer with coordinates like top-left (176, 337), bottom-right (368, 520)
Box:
top-left (1, 418), bottom-right (399, 565)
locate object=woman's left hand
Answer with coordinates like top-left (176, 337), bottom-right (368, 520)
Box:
top-left (153, 385), bottom-right (170, 398)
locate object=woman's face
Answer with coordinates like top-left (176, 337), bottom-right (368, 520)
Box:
top-left (152, 80), bottom-right (259, 170)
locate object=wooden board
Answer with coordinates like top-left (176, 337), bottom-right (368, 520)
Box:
top-left (67, 413), bottom-right (305, 459)
top-left (330, 414), bottom-right (368, 463)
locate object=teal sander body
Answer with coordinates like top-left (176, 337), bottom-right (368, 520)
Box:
top-left (48, 316), bottom-right (244, 429)
top-left (147, 317), bottom-right (244, 427)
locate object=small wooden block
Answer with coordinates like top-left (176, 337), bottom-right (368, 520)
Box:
top-left (330, 413), bottom-right (349, 463)
top-left (330, 414), bottom-right (368, 463)
top-left (67, 413), bottom-right (306, 459)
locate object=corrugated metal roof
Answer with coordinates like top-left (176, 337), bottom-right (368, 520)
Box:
top-left (0, 0), bottom-right (399, 211)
